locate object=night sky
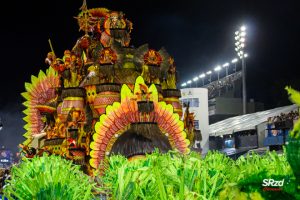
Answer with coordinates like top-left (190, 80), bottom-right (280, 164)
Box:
top-left (0, 0), bottom-right (299, 152)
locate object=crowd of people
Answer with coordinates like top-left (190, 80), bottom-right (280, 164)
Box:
top-left (269, 110), bottom-right (299, 124)
top-left (205, 72), bottom-right (242, 99)
top-left (267, 110), bottom-right (299, 137)
top-left (0, 168), bottom-right (10, 194)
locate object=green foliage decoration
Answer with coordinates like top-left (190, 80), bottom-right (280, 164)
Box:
top-left (3, 154), bottom-right (95, 200)
top-left (97, 150), bottom-right (299, 200)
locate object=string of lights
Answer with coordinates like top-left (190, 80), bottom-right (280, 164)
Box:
top-left (180, 54), bottom-right (247, 88)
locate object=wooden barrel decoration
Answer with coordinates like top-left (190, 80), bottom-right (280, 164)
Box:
top-left (61, 88), bottom-right (86, 122)
top-left (94, 83), bottom-right (121, 116)
top-left (163, 89), bottom-right (182, 118)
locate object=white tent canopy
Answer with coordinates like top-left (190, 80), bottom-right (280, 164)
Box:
top-left (209, 104), bottom-right (298, 136)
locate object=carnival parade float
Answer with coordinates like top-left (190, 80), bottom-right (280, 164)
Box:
top-left (2, 1), bottom-right (300, 200)
top-left (19, 1), bottom-right (193, 174)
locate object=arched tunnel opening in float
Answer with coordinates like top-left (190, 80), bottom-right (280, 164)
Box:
top-left (110, 122), bottom-right (172, 158)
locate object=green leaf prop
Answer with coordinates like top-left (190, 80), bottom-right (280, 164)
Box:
top-left (3, 154), bottom-right (95, 200)
top-left (97, 150), bottom-right (298, 200)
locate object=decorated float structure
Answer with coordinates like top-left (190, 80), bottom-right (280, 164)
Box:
top-left (20, 1), bottom-right (196, 174)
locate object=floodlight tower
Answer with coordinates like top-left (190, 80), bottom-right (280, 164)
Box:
top-left (235, 25), bottom-right (247, 114)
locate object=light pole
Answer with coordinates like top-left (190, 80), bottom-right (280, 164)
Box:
top-left (193, 77), bottom-right (199, 87)
top-left (222, 62), bottom-right (229, 77)
top-left (235, 25), bottom-right (247, 114)
top-left (214, 65), bottom-right (222, 81)
top-left (187, 80), bottom-right (192, 88)
top-left (199, 73), bottom-right (206, 86)
top-left (214, 66), bottom-right (222, 96)
top-left (206, 71), bottom-right (212, 83)
top-left (231, 58), bottom-right (238, 73)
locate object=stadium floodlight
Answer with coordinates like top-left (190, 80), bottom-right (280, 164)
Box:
top-left (240, 31), bottom-right (246, 37)
top-left (222, 62), bottom-right (230, 76)
top-left (199, 73), bottom-right (206, 86)
top-left (181, 83), bottom-right (187, 87)
top-left (214, 66), bottom-right (221, 71)
top-left (214, 66), bottom-right (221, 81)
top-left (187, 80), bottom-right (192, 88)
top-left (206, 71), bottom-right (212, 83)
top-left (231, 58), bottom-right (238, 63)
top-left (199, 73), bottom-right (206, 78)
top-left (193, 77), bottom-right (199, 87)
top-left (241, 25), bottom-right (246, 31)
top-left (231, 58), bottom-right (238, 73)
top-left (223, 63), bottom-right (229, 67)
top-left (235, 31), bottom-right (239, 35)
top-left (244, 53), bottom-right (248, 58)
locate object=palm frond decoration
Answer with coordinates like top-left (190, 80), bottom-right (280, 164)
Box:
top-left (21, 67), bottom-right (59, 145)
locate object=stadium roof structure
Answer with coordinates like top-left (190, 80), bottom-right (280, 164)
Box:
top-left (209, 104), bottom-right (298, 136)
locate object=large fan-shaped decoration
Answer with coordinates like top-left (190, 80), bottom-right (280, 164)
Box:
top-left (90, 76), bottom-right (190, 169)
top-left (21, 67), bottom-right (59, 145)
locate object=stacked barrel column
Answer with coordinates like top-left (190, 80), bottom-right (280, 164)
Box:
top-left (155, 84), bottom-right (164, 102)
top-left (163, 89), bottom-right (183, 119)
top-left (61, 87), bottom-right (87, 165)
top-left (94, 83), bottom-right (121, 117)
